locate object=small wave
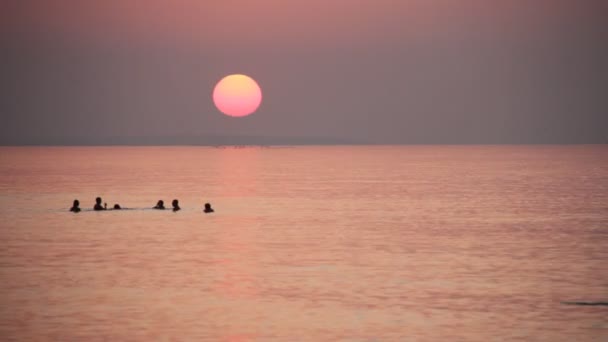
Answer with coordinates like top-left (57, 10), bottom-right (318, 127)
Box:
top-left (561, 301), bottom-right (608, 306)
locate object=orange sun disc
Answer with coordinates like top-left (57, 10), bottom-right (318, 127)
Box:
top-left (213, 74), bottom-right (262, 117)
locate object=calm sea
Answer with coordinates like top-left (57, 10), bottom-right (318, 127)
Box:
top-left (0, 146), bottom-right (606, 341)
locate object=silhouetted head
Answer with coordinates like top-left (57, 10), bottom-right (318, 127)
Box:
top-left (93, 197), bottom-right (106, 210)
top-left (172, 199), bottom-right (180, 211)
top-left (113, 204), bottom-right (121, 210)
top-left (70, 199), bottom-right (81, 212)
top-left (203, 203), bottom-right (214, 213)
top-left (153, 200), bottom-right (165, 210)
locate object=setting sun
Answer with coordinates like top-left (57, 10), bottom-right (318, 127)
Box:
top-left (213, 74), bottom-right (262, 117)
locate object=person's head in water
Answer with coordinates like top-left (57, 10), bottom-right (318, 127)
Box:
top-left (154, 200), bottom-right (165, 209)
top-left (172, 199), bottom-right (180, 211)
top-left (113, 204), bottom-right (121, 210)
top-left (204, 203), bottom-right (214, 213)
top-left (94, 197), bottom-right (106, 210)
top-left (70, 199), bottom-right (81, 213)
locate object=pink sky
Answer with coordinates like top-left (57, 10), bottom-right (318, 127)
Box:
top-left (2, 0), bottom-right (605, 144)
top-left (5, 0), bottom-right (583, 47)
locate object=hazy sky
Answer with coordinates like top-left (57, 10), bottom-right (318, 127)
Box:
top-left (1, 0), bottom-right (607, 144)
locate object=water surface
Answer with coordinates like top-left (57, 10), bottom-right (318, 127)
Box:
top-left (0, 146), bottom-right (607, 341)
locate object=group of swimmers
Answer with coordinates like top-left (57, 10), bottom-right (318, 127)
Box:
top-left (69, 197), bottom-right (214, 213)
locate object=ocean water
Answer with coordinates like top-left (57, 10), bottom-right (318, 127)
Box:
top-left (0, 145), bottom-right (606, 341)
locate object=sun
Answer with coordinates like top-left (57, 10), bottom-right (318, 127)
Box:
top-left (213, 74), bottom-right (262, 117)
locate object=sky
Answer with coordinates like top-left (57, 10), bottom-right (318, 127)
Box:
top-left (1, 0), bottom-right (607, 144)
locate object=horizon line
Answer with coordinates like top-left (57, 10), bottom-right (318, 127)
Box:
top-left (1, 143), bottom-right (606, 147)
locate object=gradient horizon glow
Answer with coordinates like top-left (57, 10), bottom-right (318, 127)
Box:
top-left (213, 74), bottom-right (262, 117)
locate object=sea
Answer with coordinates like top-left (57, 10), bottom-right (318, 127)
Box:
top-left (0, 146), bottom-right (606, 341)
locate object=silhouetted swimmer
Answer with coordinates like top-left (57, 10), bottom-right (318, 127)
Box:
top-left (94, 197), bottom-right (106, 211)
top-left (113, 204), bottom-right (122, 210)
top-left (172, 199), bottom-right (180, 212)
top-left (203, 203), bottom-right (214, 213)
top-left (70, 199), bottom-right (81, 213)
top-left (154, 200), bottom-right (165, 210)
